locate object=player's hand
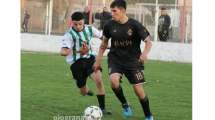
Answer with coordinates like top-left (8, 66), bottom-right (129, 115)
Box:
top-left (66, 49), bottom-right (73, 56)
top-left (92, 61), bottom-right (101, 73)
top-left (164, 30), bottom-right (166, 34)
top-left (106, 45), bottom-right (111, 49)
top-left (139, 53), bottom-right (148, 63)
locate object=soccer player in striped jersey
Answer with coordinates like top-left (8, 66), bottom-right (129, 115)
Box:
top-left (92, 0), bottom-right (153, 119)
top-left (60, 12), bottom-right (111, 115)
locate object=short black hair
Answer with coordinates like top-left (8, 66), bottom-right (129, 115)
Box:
top-left (71, 12), bottom-right (84, 21)
top-left (161, 7), bottom-right (166, 10)
top-left (110, 0), bottom-right (126, 10)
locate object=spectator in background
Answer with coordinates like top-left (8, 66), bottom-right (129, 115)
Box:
top-left (158, 7), bottom-right (171, 42)
top-left (95, 9), bottom-right (101, 30)
top-left (83, 6), bottom-right (94, 25)
top-left (22, 9), bottom-right (30, 32)
top-left (100, 7), bottom-right (112, 31)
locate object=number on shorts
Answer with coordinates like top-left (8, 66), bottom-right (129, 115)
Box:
top-left (135, 72), bottom-right (143, 81)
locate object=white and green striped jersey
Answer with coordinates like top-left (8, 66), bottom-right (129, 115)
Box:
top-left (62, 25), bottom-right (102, 66)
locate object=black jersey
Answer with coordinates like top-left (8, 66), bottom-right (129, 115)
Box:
top-left (103, 18), bottom-right (151, 70)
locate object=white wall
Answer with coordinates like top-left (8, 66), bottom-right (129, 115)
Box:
top-left (21, 34), bottom-right (62, 53)
top-left (21, 34), bottom-right (192, 63)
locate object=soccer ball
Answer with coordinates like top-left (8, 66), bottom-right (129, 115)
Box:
top-left (83, 105), bottom-right (103, 120)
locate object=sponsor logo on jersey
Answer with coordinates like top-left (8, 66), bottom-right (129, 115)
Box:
top-left (127, 29), bottom-right (132, 36)
top-left (75, 41), bottom-right (90, 55)
top-left (114, 40), bottom-right (132, 47)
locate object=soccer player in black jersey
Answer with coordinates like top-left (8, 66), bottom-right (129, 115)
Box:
top-left (92, 0), bottom-right (153, 120)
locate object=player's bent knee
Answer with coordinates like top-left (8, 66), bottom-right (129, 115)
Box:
top-left (95, 78), bottom-right (103, 87)
top-left (109, 75), bottom-right (120, 88)
top-left (110, 80), bottom-right (119, 89)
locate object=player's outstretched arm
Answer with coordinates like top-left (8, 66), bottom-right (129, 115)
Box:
top-left (60, 48), bottom-right (73, 56)
top-left (92, 37), bottom-right (109, 72)
top-left (139, 39), bottom-right (152, 63)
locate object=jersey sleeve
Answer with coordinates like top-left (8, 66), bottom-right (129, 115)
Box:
top-left (62, 33), bottom-right (74, 49)
top-left (92, 26), bottom-right (103, 38)
top-left (103, 23), bottom-right (111, 40)
top-left (136, 22), bottom-right (151, 42)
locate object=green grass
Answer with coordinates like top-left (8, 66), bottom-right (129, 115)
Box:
top-left (21, 51), bottom-right (192, 120)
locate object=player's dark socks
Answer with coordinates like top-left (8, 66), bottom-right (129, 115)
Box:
top-left (140, 95), bottom-right (152, 117)
top-left (122, 101), bottom-right (129, 108)
top-left (87, 89), bottom-right (94, 96)
top-left (97, 95), bottom-right (105, 109)
top-left (112, 85), bottom-right (127, 104)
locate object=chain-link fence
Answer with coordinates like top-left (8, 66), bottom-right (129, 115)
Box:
top-left (135, 3), bottom-right (192, 43)
top-left (21, 0), bottom-right (48, 33)
top-left (21, 0), bottom-right (192, 43)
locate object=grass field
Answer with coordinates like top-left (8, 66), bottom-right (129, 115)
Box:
top-left (21, 51), bottom-right (192, 120)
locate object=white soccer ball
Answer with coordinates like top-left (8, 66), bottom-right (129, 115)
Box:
top-left (83, 105), bottom-right (103, 120)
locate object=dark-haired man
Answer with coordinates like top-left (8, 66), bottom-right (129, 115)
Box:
top-left (83, 6), bottom-right (94, 25)
top-left (60, 12), bottom-right (111, 115)
top-left (158, 7), bottom-right (171, 42)
top-left (92, 0), bottom-right (153, 120)
top-left (100, 7), bottom-right (112, 31)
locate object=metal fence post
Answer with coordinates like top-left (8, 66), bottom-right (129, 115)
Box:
top-left (174, 0), bottom-right (178, 38)
top-left (45, 3), bottom-right (49, 35)
top-left (103, 0), bottom-right (105, 7)
top-left (154, 0), bottom-right (159, 42)
top-left (86, 0), bottom-right (88, 6)
top-left (139, 4), bottom-right (141, 22)
top-left (31, 1), bottom-right (33, 30)
top-left (89, 0), bottom-right (93, 25)
top-left (185, 14), bottom-right (189, 43)
top-left (48, 0), bottom-right (53, 35)
top-left (181, 0), bottom-right (186, 43)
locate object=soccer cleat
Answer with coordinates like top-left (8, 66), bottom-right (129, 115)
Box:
top-left (87, 89), bottom-right (94, 96)
top-left (122, 102), bottom-right (132, 117)
top-left (145, 116), bottom-right (153, 120)
top-left (101, 108), bottom-right (112, 115)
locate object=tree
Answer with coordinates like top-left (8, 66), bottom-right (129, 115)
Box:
top-left (63, 0), bottom-right (74, 31)
top-left (57, 0), bottom-right (64, 31)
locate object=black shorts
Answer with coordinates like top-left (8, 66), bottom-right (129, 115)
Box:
top-left (70, 56), bottom-right (102, 88)
top-left (108, 61), bottom-right (146, 86)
